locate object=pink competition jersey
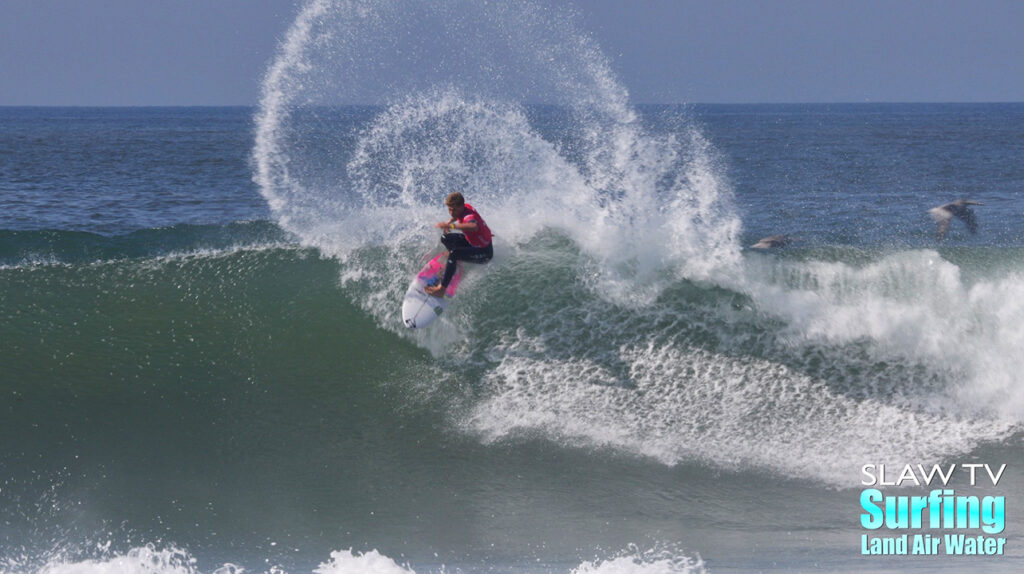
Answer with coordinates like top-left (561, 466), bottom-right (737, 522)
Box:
top-left (459, 204), bottom-right (492, 247)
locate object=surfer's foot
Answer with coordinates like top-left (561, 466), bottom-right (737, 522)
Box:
top-left (425, 284), bottom-right (445, 297)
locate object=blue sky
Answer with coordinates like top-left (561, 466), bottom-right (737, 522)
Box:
top-left (2, 0), bottom-right (1022, 105)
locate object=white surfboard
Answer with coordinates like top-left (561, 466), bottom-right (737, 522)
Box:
top-left (401, 251), bottom-right (463, 329)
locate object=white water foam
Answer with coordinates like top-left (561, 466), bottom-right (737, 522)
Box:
top-left (461, 248), bottom-right (1023, 485)
top-left (314, 550), bottom-right (413, 574)
top-left (4, 546), bottom-right (705, 574)
top-left (571, 545), bottom-right (705, 574)
top-left (465, 334), bottom-right (1012, 486)
top-left (2, 545), bottom-right (238, 574)
top-left (740, 250), bottom-right (1024, 419)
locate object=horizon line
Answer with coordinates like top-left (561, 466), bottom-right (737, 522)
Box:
top-left (2, 100), bottom-right (1024, 109)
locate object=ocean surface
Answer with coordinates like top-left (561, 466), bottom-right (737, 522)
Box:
top-left (3, 3), bottom-right (1024, 574)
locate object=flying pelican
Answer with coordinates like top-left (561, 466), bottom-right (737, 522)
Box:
top-left (928, 199), bottom-right (984, 240)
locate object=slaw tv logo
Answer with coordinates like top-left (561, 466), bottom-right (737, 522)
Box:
top-left (859, 463), bottom-right (1007, 556)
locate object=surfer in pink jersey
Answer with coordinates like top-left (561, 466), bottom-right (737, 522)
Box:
top-left (425, 192), bottom-right (493, 297)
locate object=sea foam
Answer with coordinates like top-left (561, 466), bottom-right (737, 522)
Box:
top-left (4, 546), bottom-right (705, 574)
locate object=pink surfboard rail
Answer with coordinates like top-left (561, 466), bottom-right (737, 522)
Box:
top-left (417, 252), bottom-right (462, 298)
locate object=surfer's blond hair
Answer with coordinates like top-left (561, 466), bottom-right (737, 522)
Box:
top-left (445, 192), bottom-right (465, 207)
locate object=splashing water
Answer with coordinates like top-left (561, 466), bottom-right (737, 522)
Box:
top-left (254, 0), bottom-right (1023, 485)
top-left (4, 545), bottom-right (705, 574)
top-left (252, 0), bottom-right (742, 309)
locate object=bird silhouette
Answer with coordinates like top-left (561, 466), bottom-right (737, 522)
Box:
top-left (928, 199), bottom-right (984, 240)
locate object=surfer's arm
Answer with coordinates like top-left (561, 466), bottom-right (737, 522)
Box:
top-left (451, 214), bottom-right (479, 232)
top-left (451, 221), bottom-right (478, 232)
top-left (435, 219), bottom-right (478, 232)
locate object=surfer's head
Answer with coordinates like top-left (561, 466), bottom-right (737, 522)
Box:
top-left (445, 192), bottom-right (466, 217)
top-left (445, 192), bottom-right (465, 208)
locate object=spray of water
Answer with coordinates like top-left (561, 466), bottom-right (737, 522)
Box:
top-left (253, 0), bottom-right (1022, 485)
top-left (252, 0), bottom-right (742, 308)
top-left (4, 545), bottom-right (705, 574)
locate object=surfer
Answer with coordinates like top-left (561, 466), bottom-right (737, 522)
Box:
top-left (424, 192), bottom-right (493, 297)
top-left (928, 199), bottom-right (984, 240)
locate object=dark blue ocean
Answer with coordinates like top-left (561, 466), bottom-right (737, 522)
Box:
top-left (3, 3), bottom-right (1024, 574)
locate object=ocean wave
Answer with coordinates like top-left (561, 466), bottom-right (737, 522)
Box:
top-left (8, 0), bottom-right (1015, 495)
top-left (5, 221), bottom-right (1022, 487)
top-left (3, 545), bottom-right (706, 574)
top-left (0, 221), bottom-right (293, 268)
